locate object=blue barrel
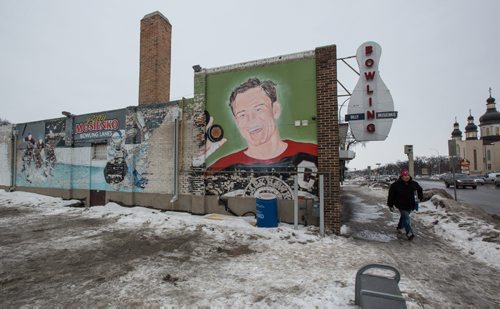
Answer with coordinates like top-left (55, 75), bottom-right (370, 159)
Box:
top-left (256, 193), bottom-right (278, 228)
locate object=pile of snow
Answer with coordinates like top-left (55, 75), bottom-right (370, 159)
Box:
top-left (418, 196), bottom-right (500, 266)
top-left (0, 190), bottom-right (322, 245)
top-left (422, 188), bottom-right (453, 201)
top-left (0, 190), bottom-right (82, 209)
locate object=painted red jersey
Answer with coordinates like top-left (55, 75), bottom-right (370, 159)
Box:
top-left (208, 140), bottom-right (317, 172)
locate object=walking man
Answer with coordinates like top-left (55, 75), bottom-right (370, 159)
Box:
top-left (387, 169), bottom-right (423, 240)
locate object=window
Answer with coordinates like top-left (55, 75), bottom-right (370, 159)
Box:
top-left (473, 149), bottom-right (477, 170)
top-left (496, 127), bottom-right (499, 135)
top-left (486, 127), bottom-right (490, 136)
top-left (93, 144), bottom-right (107, 160)
top-left (487, 149), bottom-right (491, 161)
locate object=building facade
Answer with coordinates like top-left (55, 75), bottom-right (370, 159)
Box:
top-left (451, 92), bottom-right (500, 175)
top-left (0, 12), bottom-right (342, 233)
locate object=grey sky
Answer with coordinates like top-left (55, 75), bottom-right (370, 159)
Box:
top-left (1, 0), bottom-right (499, 170)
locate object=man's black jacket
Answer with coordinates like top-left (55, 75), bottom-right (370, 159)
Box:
top-left (387, 177), bottom-right (423, 211)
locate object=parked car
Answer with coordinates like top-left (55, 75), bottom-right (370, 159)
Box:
top-left (443, 173), bottom-right (477, 189)
top-left (484, 172), bottom-right (500, 184)
top-left (389, 175), bottom-right (399, 181)
top-left (375, 175), bottom-right (394, 182)
top-left (495, 175), bottom-right (500, 188)
top-left (471, 176), bottom-right (485, 185)
top-left (430, 174), bottom-right (441, 180)
top-left (439, 173), bottom-right (452, 181)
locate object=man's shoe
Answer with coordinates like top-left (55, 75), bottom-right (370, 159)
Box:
top-left (407, 232), bottom-right (415, 241)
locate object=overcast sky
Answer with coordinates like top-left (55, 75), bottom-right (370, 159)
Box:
top-left (1, 0), bottom-right (499, 170)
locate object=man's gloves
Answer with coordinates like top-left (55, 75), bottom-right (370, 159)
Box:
top-left (388, 206), bottom-right (395, 212)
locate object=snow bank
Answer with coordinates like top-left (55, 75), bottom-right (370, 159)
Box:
top-left (417, 196), bottom-right (500, 267)
top-left (355, 184), bottom-right (500, 268)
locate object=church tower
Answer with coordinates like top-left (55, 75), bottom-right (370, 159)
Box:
top-left (451, 118), bottom-right (463, 141)
top-left (464, 110), bottom-right (478, 140)
top-left (479, 89), bottom-right (500, 145)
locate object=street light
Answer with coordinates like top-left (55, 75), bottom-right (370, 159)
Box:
top-left (339, 97), bottom-right (351, 122)
top-left (61, 111), bottom-right (74, 118)
top-left (375, 162), bottom-right (381, 178)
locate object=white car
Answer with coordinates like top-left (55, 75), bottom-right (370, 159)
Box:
top-left (472, 177), bottom-right (485, 185)
top-left (484, 172), bottom-right (500, 184)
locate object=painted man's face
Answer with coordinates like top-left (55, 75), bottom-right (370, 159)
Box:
top-left (232, 87), bottom-right (280, 147)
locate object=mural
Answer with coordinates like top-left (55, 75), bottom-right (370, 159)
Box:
top-left (14, 106), bottom-right (171, 193)
top-left (17, 120), bottom-right (66, 184)
top-left (20, 132), bottom-right (36, 182)
top-left (44, 119), bottom-right (66, 175)
top-left (96, 106), bottom-right (168, 192)
top-left (122, 106), bottom-right (169, 191)
top-left (200, 58), bottom-right (318, 199)
top-left (104, 130), bottom-right (130, 188)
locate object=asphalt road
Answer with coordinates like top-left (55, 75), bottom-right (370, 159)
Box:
top-left (418, 180), bottom-right (500, 216)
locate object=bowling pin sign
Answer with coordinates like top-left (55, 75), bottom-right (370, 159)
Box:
top-left (346, 41), bottom-right (397, 141)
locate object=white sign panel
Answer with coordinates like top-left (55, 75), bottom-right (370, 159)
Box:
top-left (346, 41), bottom-right (396, 141)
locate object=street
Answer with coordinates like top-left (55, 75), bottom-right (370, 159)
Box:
top-left (418, 180), bottom-right (500, 216)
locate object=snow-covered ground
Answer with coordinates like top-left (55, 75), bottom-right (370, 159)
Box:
top-left (0, 184), bottom-right (499, 307)
top-left (353, 180), bottom-right (500, 268)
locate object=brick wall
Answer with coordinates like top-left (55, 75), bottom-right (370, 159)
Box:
top-left (185, 71), bottom-right (207, 196)
top-left (131, 104), bottom-right (176, 194)
top-left (138, 11), bottom-right (171, 105)
top-left (315, 45), bottom-right (341, 234)
top-left (178, 98), bottom-right (196, 196)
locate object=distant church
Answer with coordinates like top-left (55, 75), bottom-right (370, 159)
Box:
top-left (451, 89), bottom-right (500, 175)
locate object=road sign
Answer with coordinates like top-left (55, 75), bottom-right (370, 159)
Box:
top-left (345, 113), bottom-right (365, 121)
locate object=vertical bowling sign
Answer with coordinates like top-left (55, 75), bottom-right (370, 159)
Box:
top-left (346, 41), bottom-right (397, 141)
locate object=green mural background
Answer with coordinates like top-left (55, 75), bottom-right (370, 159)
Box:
top-left (205, 57), bottom-right (317, 167)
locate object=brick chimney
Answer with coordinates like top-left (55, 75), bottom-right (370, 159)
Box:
top-left (138, 11), bottom-right (171, 105)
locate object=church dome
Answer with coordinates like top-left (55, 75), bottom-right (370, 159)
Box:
top-left (451, 120), bottom-right (462, 138)
top-left (465, 115), bottom-right (477, 133)
top-left (479, 95), bottom-right (500, 125)
top-left (464, 112), bottom-right (478, 140)
top-left (464, 120), bottom-right (477, 132)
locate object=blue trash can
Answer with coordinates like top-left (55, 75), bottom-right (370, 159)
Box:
top-left (256, 193), bottom-right (278, 228)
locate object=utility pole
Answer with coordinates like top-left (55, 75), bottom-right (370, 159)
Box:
top-left (404, 145), bottom-right (414, 177)
top-left (448, 139), bottom-right (458, 201)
